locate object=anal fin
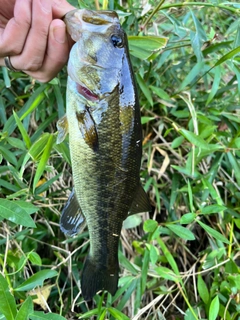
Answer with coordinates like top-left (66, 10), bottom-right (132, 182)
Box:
top-left (60, 188), bottom-right (86, 237)
top-left (129, 183), bottom-right (151, 214)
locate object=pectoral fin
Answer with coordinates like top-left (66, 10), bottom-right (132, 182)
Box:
top-left (129, 183), bottom-right (151, 214)
top-left (76, 108), bottom-right (98, 152)
top-left (56, 114), bottom-right (69, 144)
top-left (60, 188), bottom-right (86, 237)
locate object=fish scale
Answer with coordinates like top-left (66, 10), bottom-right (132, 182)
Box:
top-left (57, 9), bottom-right (151, 301)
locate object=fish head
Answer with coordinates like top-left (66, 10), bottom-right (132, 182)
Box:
top-left (64, 9), bottom-right (127, 101)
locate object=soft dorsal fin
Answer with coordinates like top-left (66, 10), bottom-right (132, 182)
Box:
top-left (129, 183), bottom-right (151, 214)
top-left (60, 188), bottom-right (86, 237)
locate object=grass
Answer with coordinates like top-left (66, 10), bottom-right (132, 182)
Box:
top-left (0, 0), bottom-right (240, 319)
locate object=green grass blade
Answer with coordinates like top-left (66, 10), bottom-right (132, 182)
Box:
top-left (209, 295), bottom-right (220, 320)
top-left (197, 220), bottom-right (229, 244)
top-left (15, 296), bottom-right (33, 320)
top-left (14, 270), bottom-right (58, 292)
top-left (33, 134), bottom-right (54, 192)
top-left (0, 274), bottom-right (17, 320)
top-left (13, 111), bottom-right (31, 149)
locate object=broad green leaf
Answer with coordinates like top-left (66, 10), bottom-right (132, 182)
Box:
top-left (3, 84), bottom-right (49, 136)
top-left (98, 309), bottom-right (107, 320)
top-left (6, 137), bottom-right (25, 151)
top-left (155, 266), bottom-right (180, 282)
top-left (167, 224), bottom-right (195, 240)
top-left (206, 66), bottom-right (221, 105)
top-left (128, 35), bottom-right (168, 60)
top-left (149, 85), bottom-right (171, 100)
top-left (197, 220), bottom-right (229, 244)
top-left (0, 146), bottom-right (17, 166)
top-left (178, 61), bottom-right (205, 92)
top-left (14, 270), bottom-right (58, 292)
top-left (13, 111), bottom-right (31, 149)
top-left (179, 129), bottom-right (223, 151)
top-left (19, 90), bottom-right (49, 122)
top-left (178, 93), bottom-right (198, 135)
top-left (141, 117), bottom-right (155, 125)
top-left (200, 205), bottom-right (226, 215)
top-left (190, 10), bottom-right (207, 62)
top-left (53, 85), bottom-right (65, 119)
top-left (14, 201), bottom-right (38, 215)
top-left (184, 308), bottom-right (198, 320)
top-left (157, 238), bottom-right (181, 278)
top-left (28, 252), bottom-right (42, 266)
top-left (76, 308), bottom-right (101, 319)
top-left (34, 173), bottom-right (61, 195)
top-left (136, 74), bottom-right (153, 106)
top-left (29, 312), bottom-right (66, 320)
top-left (118, 251), bottom-right (138, 275)
top-left (180, 213), bottom-right (196, 224)
top-left (141, 249), bottom-right (150, 295)
top-left (209, 295), bottom-right (220, 320)
top-left (28, 134), bottom-right (51, 161)
top-left (108, 307), bottom-right (130, 320)
top-left (0, 273), bottom-right (17, 320)
top-left (7, 255), bottom-right (28, 276)
top-left (227, 275), bottom-right (240, 290)
top-left (15, 297), bottom-right (33, 320)
top-left (197, 275), bottom-right (209, 304)
top-left (234, 219), bottom-right (240, 229)
top-left (0, 199), bottom-right (36, 228)
top-left (123, 214), bottom-right (142, 229)
top-left (171, 136), bottom-right (185, 149)
top-left (2, 67), bottom-right (11, 88)
top-left (214, 45), bottom-right (240, 67)
top-left (187, 180), bottom-right (194, 213)
top-left (143, 219), bottom-right (158, 233)
top-left (226, 151), bottom-right (240, 186)
top-left (33, 134), bottom-right (54, 191)
top-left (117, 278), bottom-right (138, 311)
top-left (146, 244), bottom-right (159, 265)
top-left (195, 46), bottom-right (240, 85)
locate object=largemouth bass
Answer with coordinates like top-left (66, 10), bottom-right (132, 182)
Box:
top-left (57, 9), bottom-right (151, 301)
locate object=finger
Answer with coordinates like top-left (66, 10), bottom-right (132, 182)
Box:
top-left (52, 0), bottom-right (75, 19)
top-left (0, 0), bottom-right (31, 57)
top-left (25, 19), bottom-right (70, 82)
top-left (9, 0), bottom-right (53, 72)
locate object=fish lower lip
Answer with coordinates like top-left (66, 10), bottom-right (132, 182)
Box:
top-left (76, 83), bottom-right (99, 101)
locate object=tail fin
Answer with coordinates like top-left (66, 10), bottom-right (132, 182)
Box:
top-left (81, 256), bottom-right (119, 301)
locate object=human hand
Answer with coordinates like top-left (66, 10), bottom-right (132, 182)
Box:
top-left (0, 0), bottom-right (75, 82)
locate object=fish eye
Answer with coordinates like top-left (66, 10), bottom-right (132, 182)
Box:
top-left (111, 35), bottom-right (123, 48)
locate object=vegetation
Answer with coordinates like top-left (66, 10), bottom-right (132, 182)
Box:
top-left (0, 0), bottom-right (240, 319)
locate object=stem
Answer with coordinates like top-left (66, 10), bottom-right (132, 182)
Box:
top-left (177, 283), bottom-right (199, 320)
top-left (142, 0), bottom-right (166, 30)
top-left (160, 2), bottom-right (239, 14)
top-left (227, 219), bottom-right (234, 258)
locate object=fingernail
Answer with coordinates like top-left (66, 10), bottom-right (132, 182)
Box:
top-left (40, 0), bottom-right (51, 13)
top-left (53, 26), bottom-right (66, 43)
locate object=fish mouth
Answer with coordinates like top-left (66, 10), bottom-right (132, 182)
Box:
top-left (76, 82), bottom-right (99, 102)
